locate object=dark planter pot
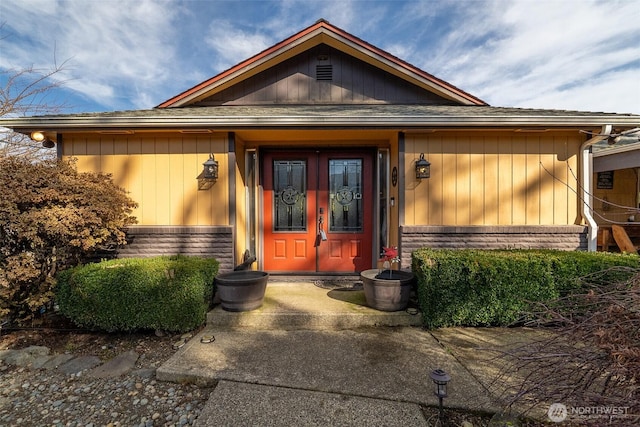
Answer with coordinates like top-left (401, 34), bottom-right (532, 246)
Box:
top-left (215, 271), bottom-right (269, 312)
top-left (360, 269), bottom-right (415, 312)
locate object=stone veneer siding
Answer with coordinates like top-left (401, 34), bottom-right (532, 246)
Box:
top-left (115, 226), bottom-right (234, 272)
top-left (400, 225), bottom-right (588, 268)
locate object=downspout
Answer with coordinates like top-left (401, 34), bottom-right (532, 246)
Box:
top-left (581, 124), bottom-right (612, 251)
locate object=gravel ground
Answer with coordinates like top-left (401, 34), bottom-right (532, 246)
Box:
top-left (0, 325), bottom-right (214, 427)
top-left (1, 320), bottom-right (544, 426)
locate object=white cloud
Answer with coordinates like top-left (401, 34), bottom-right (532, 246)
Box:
top-left (1, 0), bottom-right (182, 110)
top-left (1, 0), bottom-right (638, 114)
top-left (205, 20), bottom-right (274, 70)
top-left (413, 0), bottom-right (640, 113)
top-left (200, 0), bottom-right (378, 71)
top-left (505, 68), bottom-right (640, 114)
top-left (261, 0), bottom-right (364, 37)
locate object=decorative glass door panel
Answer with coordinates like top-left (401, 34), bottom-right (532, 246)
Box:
top-left (329, 159), bottom-right (363, 233)
top-left (273, 160), bottom-right (307, 232)
top-left (263, 150), bottom-right (373, 273)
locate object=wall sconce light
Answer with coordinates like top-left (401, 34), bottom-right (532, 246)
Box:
top-left (202, 154), bottom-right (219, 181)
top-left (415, 153), bottom-right (430, 179)
top-left (430, 368), bottom-right (451, 423)
top-left (30, 131), bottom-right (55, 148)
top-left (31, 131), bottom-right (45, 142)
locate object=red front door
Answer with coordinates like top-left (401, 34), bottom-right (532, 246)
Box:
top-left (263, 150), bottom-right (374, 273)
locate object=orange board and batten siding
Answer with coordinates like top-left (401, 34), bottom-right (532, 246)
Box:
top-left (404, 131), bottom-right (581, 226)
top-left (63, 134), bottom-right (229, 226)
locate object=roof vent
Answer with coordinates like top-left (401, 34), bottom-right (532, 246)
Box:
top-left (316, 64), bottom-right (333, 81)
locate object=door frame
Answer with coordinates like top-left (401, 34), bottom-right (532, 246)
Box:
top-left (258, 146), bottom-right (380, 273)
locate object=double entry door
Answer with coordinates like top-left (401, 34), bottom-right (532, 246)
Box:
top-left (263, 150), bottom-right (374, 272)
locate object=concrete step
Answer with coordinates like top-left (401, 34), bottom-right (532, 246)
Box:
top-left (207, 280), bottom-right (422, 330)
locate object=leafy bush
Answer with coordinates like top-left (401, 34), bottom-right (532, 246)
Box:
top-left (56, 256), bottom-right (218, 332)
top-left (0, 156), bottom-right (137, 322)
top-left (412, 248), bottom-right (640, 328)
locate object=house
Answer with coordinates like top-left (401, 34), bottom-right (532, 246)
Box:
top-left (592, 138), bottom-right (640, 251)
top-left (3, 20), bottom-right (639, 273)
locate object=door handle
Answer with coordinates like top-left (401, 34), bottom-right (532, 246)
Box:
top-left (318, 207), bottom-right (327, 241)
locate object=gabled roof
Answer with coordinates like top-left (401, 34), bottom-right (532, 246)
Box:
top-left (157, 19), bottom-right (487, 108)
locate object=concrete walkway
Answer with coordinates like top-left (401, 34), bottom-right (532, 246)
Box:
top-left (157, 280), bottom-right (551, 425)
top-left (206, 280), bottom-right (422, 329)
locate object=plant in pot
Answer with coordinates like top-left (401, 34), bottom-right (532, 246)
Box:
top-left (360, 246), bottom-right (415, 311)
top-left (380, 246), bottom-right (401, 278)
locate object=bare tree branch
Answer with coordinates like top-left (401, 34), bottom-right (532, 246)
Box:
top-left (1, 22), bottom-right (71, 160)
top-left (490, 267), bottom-right (640, 425)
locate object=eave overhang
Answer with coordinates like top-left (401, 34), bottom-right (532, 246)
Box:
top-left (593, 141), bottom-right (640, 172)
top-left (4, 106), bottom-right (639, 134)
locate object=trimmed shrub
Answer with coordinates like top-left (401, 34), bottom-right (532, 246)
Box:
top-left (412, 248), bottom-right (639, 329)
top-left (56, 255), bottom-right (218, 332)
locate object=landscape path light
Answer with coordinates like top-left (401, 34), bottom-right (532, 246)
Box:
top-left (430, 368), bottom-right (451, 423)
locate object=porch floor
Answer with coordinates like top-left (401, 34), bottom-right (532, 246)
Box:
top-left (207, 278), bottom-right (422, 330)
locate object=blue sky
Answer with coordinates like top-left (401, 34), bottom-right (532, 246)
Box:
top-left (1, 0), bottom-right (639, 114)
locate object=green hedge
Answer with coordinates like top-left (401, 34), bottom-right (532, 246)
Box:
top-left (56, 255), bottom-right (218, 332)
top-left (412, 249), bottom-right (639, 329)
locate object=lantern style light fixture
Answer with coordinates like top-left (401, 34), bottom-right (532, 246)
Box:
top-left (202, 154), bottom-right (219, 181)
top-left (430, 368), bottom-right (451, 422)
top-left (415, 153), bottom-right (430, 179)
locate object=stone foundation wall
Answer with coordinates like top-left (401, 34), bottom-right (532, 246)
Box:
top-left (113, 226), bottom-right (234, 272)
top-left (400, 225), bottom-right (588, 268)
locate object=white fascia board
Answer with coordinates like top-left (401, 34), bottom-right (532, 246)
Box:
top-left (3, 114), bottom-right (640, 131)
top-left (593, 141), bottom-right (640, 157)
